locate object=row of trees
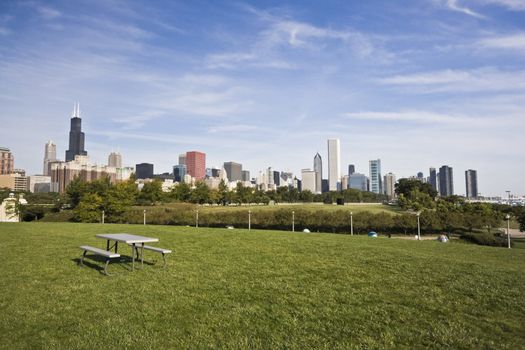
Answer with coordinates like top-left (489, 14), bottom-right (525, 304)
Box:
top-left (64, 176), bottom-right (385, 210)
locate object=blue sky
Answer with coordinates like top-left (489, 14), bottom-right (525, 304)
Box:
top-left (1, 0), bottom-right (524, 196)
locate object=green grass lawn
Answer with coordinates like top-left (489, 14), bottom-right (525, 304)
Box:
top-left (1, 222), bottom-right (524, 349)
top-left (201, 203), bottom-right (401, 214)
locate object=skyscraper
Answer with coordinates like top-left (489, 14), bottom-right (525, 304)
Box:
top-left (108, 152), bottom-right (122, 168)
top-left (0, 147), bottom-right (14, 175)
top-left (173, 164), bottom-right (187, 182)
top-left (242, 170), bottom-right (250, 182)
top-left (349, 173), bottom-right (367, 191)
top-left (348, 164), bottom-right (355, 176)
top-left (65, 103), bottom-right (87, 162)
top-left (223, 161), bottom-right (242, 182)
top-left (273, 171), bottom-right (280, 187)
top-left (438, 165), bottom-right (454, 196)
top-left (429, 167), bottom-right (437, 191)
top-left (178, 154), bottom-right (186, 166)
top-left (465, 169), bottom-right (478, 199)
top-left (301, 169), bottom-right (316, 193)
top-left (136, 163), bottom-right (154, 179)
top-left (341, 175), bottom-right (349, 190)
top-left (327, 138), bottom-right (341, 191)
top-left (186, 151), bottom-right (206, 180)
top-left (313, 152), bottom-right (322, 194)
top-left (384, 172), bottom-right (396, 199)
top-left (43, 141), bottom-right (57, 176)
top-left (369, 159), bottom-right (382, 194)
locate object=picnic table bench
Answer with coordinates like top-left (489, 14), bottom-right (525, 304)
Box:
top-left (79, 245), bottom-right (120, 275)
top-left (129, 244), bottom-right (172, 267)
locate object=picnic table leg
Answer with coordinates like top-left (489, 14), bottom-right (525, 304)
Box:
top-left (106, 240), bottom-right (110, 251)
top-left (141, 243), bottom-right (144, 269)
top-left (131, 243), bottom-right (135, 271)
top-left (104, 259), bottom-right (111, 276)
top-left (115, 241), bottom-right (118, 253)
top-left (79, 250), bottom-right (87, 266)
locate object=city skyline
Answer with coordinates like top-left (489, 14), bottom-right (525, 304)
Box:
top-left (1, 1), bottom-right (524, 196)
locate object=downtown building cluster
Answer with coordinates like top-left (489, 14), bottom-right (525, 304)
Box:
top-left (0, 103), bottom-right (503, 202)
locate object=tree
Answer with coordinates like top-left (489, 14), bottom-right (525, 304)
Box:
top-left (218, 180), bottom-right (228, 205)
top-left (395, 178), bottom-right (437, 210)
top-left (137, 180), bottom-right (163, 205)
top-left (190, 181), bottom-right (210, 204)
top-left (171, 182), bottom-right (191, 202)
top-left (104, 181), bottom-right (137, 221)
top-left (518, 212), bottom-right (525, 232)
top-left (74, 193), bottom-right (103, 223)
top-left (65, 176), bottom-right (87, 208)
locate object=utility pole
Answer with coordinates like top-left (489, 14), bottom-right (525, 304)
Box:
top-left (350, 212), bottom-right (353, 236)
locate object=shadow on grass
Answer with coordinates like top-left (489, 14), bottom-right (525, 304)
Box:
top-left (72, 254), bottom-right (157, 275)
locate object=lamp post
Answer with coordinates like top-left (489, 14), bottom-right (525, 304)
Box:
top-left (248, 210), bottom-right (251, 231)
top-left (506, 214), bottom-right (511, 249)
top-left (143, 209), bottom-right (146, 225)
top-left (292, 211), bottom-right (295, 232)
top-left (350, 212), bottom-right (353, 236)
top-left (417, 212), bottom-right (421, 241)
top-left (196, 210), bottom-right (199, 228)
top-left (102, 210), bottom-right (105, 224)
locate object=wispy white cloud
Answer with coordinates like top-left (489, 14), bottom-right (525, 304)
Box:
top-left (478, 33), bottom-right (525, 51)
top-left (342, 110), bottom-right (478, 125)
top-left (477, 0), bottom-right (525, 10)
top-left (442, 0), bottom-right (487, 18)
top-left (37, 6), bottom-right (61, 20)
top-left (208, 124), bottom-right (258, 133)
top-left (111, 111), bottom-right (165, 130)
top-left (206, 6), bottom-right (394, 71)
top-left (206, 52), bottom-right (295, 70)
top-left (377, 68), bottom-right (525, 92)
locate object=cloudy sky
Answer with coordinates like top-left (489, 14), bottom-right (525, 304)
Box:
top-left (1, 0), bottom-right (524, 196)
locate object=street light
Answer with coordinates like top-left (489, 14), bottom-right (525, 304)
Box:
top-left (350, 212), bottom-right (353, 236)
top-left (248, 210), bottom-right (251, 231)
top-left (143, 209), bottom-right (146, 225)
top-left (102, 210), bottom-right (105, 224)
top-left (417, 212), bottom-right (421, 241)
top-left (196, 210), bottom-right (199, 228)
top-left (292, 211), bottom-right (295, 232)
top-left (506, 214), bottom-right (511, 249)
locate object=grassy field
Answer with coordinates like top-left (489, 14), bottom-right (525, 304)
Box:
top-left (1, 222), bottom-right (524, 349)
top-left (143, 202), bottom-right (402, 214)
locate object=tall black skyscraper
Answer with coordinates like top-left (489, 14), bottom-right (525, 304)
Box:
top-left (348, 164), bottom-right (355, 176)
top-left (65, 103), bottom-right (87, 162)
top-left (438, 165), bottom-right (454, 197)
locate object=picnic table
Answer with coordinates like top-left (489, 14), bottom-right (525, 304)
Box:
top-left (95, 233), bottom-right (159, 270)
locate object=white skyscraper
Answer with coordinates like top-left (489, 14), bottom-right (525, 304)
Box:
top-left (301, 169), bottom-right (317, 193)
top-left (43, 140), bottom-right (57, 176)
top-left (313, 153), bottom-right (322, 194)
top-left (369, 159), bottom-right (382, 194)
top-left (108, 152), bottom-right (122, 168)
top-left (327, 138), bottom-right (341, 191)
